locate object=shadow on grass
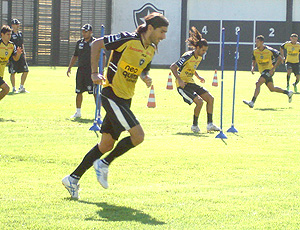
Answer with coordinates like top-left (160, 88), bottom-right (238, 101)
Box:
top-left (67, 118), bottom-right (95, 124)
top-left (174, 132), bottom-right (210, 137)
top-left (254, 107), bottom-right (292, 111)
top-left (77, 200), bottom-right (166, 225)
top-left (0, 118), bottom-right (16, 122)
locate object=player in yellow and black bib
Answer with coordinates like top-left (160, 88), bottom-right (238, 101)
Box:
top-left (243, 35), bottom-right (293, 108)
top-left (0, 25), bottom-right (22, 101)
top-left (62, 13), bottom-right (169, 198)
top-left (280, 33), bottom-right (300, 92)
top-left (170, 27), bottom-right (220, 133)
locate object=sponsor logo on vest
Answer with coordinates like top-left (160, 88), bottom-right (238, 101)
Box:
top-left (123, 65), bottom-right (139, 83)
top-left (139, 59), bottom-right (145, 66)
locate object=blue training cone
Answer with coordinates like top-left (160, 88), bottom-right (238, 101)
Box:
top-left (215, 131), bottom-right (227, 139)
top-left (227, 125), bottom-right (238, 133)
top-left (89, 121), bottom-right (100, 131)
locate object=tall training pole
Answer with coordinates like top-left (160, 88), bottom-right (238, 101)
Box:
top-left (227, 28), bottom-right (240, 133)
top-left (89, 25), bottom-right (105, 134)
top-left (216, 28), bottom-right (227, 139)
top-left (96, 25), bottom-right (105, 125)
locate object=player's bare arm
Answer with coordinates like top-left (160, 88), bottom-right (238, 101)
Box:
top-left (251, 60), bottom-right (256, 74)
top-left (194, 71), bottom-right (205, 83)
top-left (270, 55), bottom-right (283, 76)
top-left (280, 48), bottom-right (285, 64)
top-left (170, 63), bottom-right (186, 88)
top-left (140, 71), bottom-right (152, 88)
top-left (12, 47), bottom-right (22, 61)
top-left (67, 55), bottom-right (78, 77)
top-left (91, 38), bottom-right (106, 84)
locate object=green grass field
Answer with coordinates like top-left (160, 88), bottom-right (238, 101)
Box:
top-left (1, 67), bottom-right (299, 229)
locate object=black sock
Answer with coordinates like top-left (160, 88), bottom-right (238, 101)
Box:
top-left (193, 115), bottom-right (198, 126)
top-left (283, 90), bottom-right (289, 95)
top-left (207, 113), bottom-right (213, 123)
top-left (71, 144), bottom-right (103, 179)
top-left (104, 136), bottom-right (135, 164)
top-left (295, 79), bottom-right (299, 85)
top-left (287, 74), bottom-right (290, 86)
top-left (251, 97), bottom-right (256, 103)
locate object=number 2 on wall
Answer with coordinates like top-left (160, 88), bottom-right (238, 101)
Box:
top-left (269, 28), bottom-right (275, 37)
top-left (235, 26), bottom-right (240, 35)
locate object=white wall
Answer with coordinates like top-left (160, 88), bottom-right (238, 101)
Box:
top-left (188, 0), bottom-right (286, 21)
top-left (293, 0), bottom-right (300, 21)
top-left (111, 0), bottom-right (182, 65)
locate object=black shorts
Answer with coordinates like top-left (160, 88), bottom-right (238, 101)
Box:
top-left (76, 66), bottom-right (94, 94)
top-left (261, 70), bottom-right (273, 85)
top-left (0, 77), bottom-right (5, 86)
top-left (177, 83), bottom-right (208, 105)
top-left (285, 62), bottom-right (300, 76)
top-left (100, 87), bottom-right (139, 140)
top-left (9, 54), bottom-right (29, 74)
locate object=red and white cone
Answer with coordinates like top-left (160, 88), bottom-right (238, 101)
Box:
top-left (166, 72), bottom-right (173, 90)
top-left (147, 85), bottom-right (156, 108)
top-left (212, 69), bottom-right (218, 87)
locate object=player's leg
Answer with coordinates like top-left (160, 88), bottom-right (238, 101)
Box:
top-left (71, 68), bottom-right (84, 118)
top-left (243, 76), bottom-right (265, 108)
top-left (266, 82), bottom-right (293, 103)
top-left (286, 63), bottom-right (292, 90)
top-left (93, 88), bottom-right (143, 188)
top-left (0, 79), bottom-right (9, 100)
top-left (18, 56), bottom-right (29, 93)
top-left (76, 93), bottom-right (83, 109)
top-left (20, 72), bottom-right (28, 89)
top-left (292, 64), bottom-right (300, 93)
top-left (294, 74), bottom-right (300, 93)
top-left (177, 84), bottom-right (202, 133)
top-left (10, 73), bottom-right (16, 93)
top-left (200, 92), bottom-right (220, 131)
top-left (62, 132), bottom-right (115, 199)
top-left (191, 96), bottom-right (203, 133)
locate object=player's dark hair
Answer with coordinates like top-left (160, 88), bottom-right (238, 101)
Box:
top-left (256, 35), bottom-right (264, 42)
top-left (1, 25), bottom-right (12, 34)
top-left (186, 26), bottom-right (208, 49)
top-left (291, 33), bottom-right (298, 38)
top-left (136, 12), bottom-right (169, 34)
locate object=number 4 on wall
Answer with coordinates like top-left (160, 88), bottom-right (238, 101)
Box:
top-left (202, 26), bottom-right (208, 35)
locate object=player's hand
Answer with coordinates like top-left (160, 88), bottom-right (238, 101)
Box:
top-left (16, 47), bottom-right (23, 55)
top-left (178, 78), bottom-right (186, 88)
top-left (91, 72), bottom-right (105, 85)
top-left (67, 68), bottom-right (71, 77)
top-left (251, 68), bottom-right (255, 75)
top-left (144, 75), bottom-right (152, 88)
top-left (269, 69), bottom-right (275, 76)
top-left (200, 77), bottom-right (205, 83)
top-left (281, 57), bottom-right (285, 64)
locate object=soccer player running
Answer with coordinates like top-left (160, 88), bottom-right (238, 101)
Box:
top-left (9, 19), bottom-right (29, 93)
top-left (170, 27), bottom-right (220, 133)
top-left (243, 35), bottom-right (293, 108)
top-left (280, 33), bottom-right (300, 93)
top-left (0, 25), bottom-right (22, 101)
top-left (62, 13), bottom-right (169, 199)
top-left (67, 24), bottom-right (97, 118)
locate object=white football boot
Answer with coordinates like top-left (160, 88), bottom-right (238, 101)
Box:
top-left (62, 175), bottom-right (80, 199)
top-left (191, 125), bottom-right (200, 133)
top-left (207, 123), bottom-right (221, 132)
top-left (93, 159), bottom-right (109, 189)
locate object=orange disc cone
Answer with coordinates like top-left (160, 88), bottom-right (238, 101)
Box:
top-left (166, 72), bottom-right (173, 90)
top-left (212, 69), bottom-right (218, 87)
top-left (147, 85), bottom-right (156, 108)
